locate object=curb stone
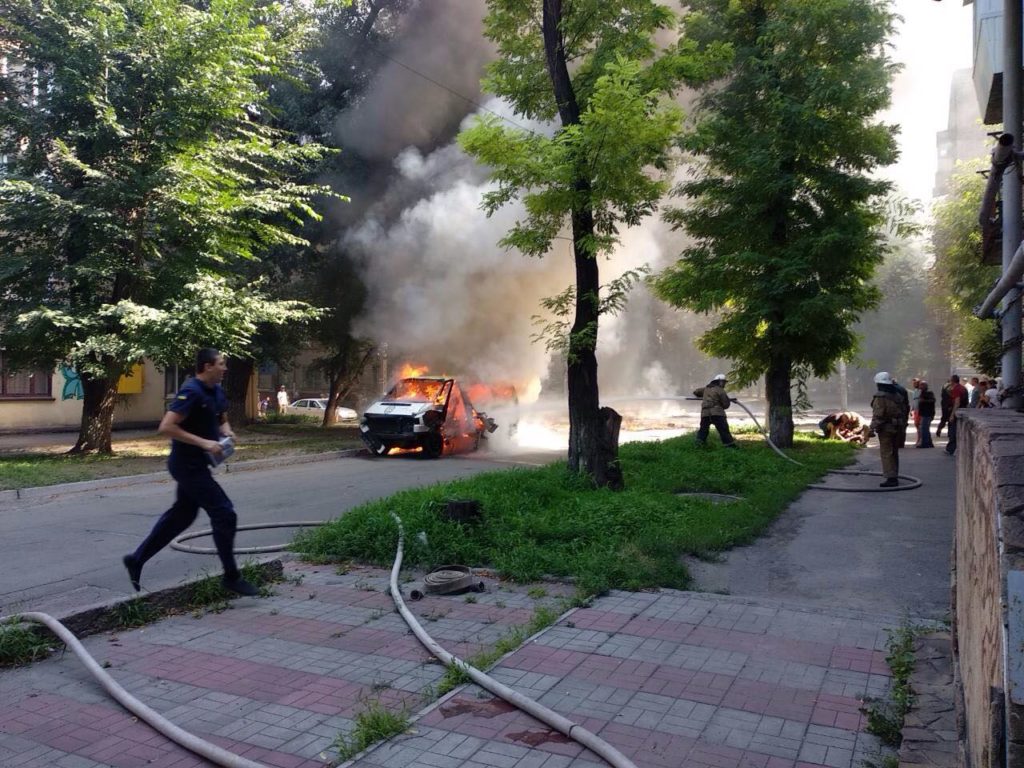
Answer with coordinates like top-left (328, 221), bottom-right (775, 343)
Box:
top-left (1, 559), bottom-right (284, 641)
top-left (0, 448), bottom-right (365, 504)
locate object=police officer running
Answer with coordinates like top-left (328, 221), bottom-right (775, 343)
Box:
top-left (870, 371), bottom-right (909, 488)
top-left (122, 348), bottom-right (258, 596)
top-left (694, 373), bottom-right (738, 448)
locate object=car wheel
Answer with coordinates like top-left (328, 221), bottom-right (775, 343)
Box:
top-left (422, 433), bottom-right (444, 459)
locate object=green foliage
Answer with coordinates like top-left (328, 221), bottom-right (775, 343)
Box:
top-left (863, 622), bottom-right (921, 747)
top-left (293, 434), bottom-right (854, 595)
top-left (0, 619), bottom-right (56, 667)
top-left (0, 0), bottom-right (336, 378)
top-left (461, 5), bottom-right (727, 261)
top-left (929, 164), bottom-right (1003, 373)
top-left (653, 0), bottom-right (900, 402)
top-left (113, 598), bottom-right (157, 629)
top-left (334, 699), bottom-right (410, 761)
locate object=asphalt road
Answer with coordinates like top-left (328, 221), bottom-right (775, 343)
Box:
top-left (0, 447), bottom-right (562, 617)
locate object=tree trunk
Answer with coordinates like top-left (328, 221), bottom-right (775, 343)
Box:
top-left (543, 0), bottom-right (622, 489)
top-left (766, 354), bottom-right (794, 448)
top-left (224, 357), bottom-right (254, 429)
top-left (70, 373), bottom-right (119, 454)
top-left (322, 345), bottom-right (374, 427)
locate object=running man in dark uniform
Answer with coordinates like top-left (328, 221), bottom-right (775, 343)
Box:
top-left (122, 348), bottom-right (257, 596)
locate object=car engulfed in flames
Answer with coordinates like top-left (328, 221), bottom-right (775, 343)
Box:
top-left (359, 376), bottom-right (499, 458)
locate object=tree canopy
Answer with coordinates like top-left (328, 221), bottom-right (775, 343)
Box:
top-left (653, 0), bottom-right (900, 446)
top-left (929, 164), bottom-right (1002, 374)
top-left (0, 0), bottom-right (337, 451)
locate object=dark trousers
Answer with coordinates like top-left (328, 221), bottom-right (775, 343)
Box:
top-left (878, 432), bottom-right (899, 478)
top-left (946, 418), bottom-right (958, 455)
top-left (936, 407), bottom-right (950, 435)
top-left (697, 415), bottom-right (735, 446)
top-left (133, 466), bottom-right (239, 580)
top-left (918, 417), bottom-right (934, 448)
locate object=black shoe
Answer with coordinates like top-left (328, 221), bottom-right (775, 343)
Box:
top-left (879, 478), bottom-right (899, 488)
top-left (222, 577), bottom-right (259, 597)
top-left (123, 554), bottom-right (142, 592)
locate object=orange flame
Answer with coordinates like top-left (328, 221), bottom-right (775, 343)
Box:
top-left (397, 363), bottom-right (430, 378)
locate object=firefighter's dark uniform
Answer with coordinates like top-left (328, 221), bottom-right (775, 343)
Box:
top-left (130, 377), bottom-right (242, 581)
top-left (870, 387), bottom-right (908, 482)
top-left (694, 381), bottom-right (736, 447)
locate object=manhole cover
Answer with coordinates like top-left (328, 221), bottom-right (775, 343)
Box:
top-left (675, 492), bottom-right (742, 504)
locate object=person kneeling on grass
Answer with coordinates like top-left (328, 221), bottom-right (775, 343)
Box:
top-left (693, 374), bottom-right (737, 449)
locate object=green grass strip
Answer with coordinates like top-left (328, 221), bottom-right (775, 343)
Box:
top-left (293, 433), bottom-right (855, 596)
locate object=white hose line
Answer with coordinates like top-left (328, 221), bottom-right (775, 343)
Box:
top-left (387, 514), bottom-right (638, 768)
top-left (11, 612), bottom-right (268, 768)
top-left (170, 521), bottom-right (327, 554)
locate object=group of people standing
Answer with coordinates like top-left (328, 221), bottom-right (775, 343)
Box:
top-left (870, 371), bottom-right (1005, 487)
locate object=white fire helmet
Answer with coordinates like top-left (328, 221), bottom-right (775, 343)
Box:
top-left (874, 371), bottom-right (893, 385)
top-left (712, 373), bottom-right (727, 382)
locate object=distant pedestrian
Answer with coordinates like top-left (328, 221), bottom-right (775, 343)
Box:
top-left (916, 381), bottom-right (935, 448)
top-left (259, 396), bottom-right (269, 417)
top-left (945, 374), bottom-right (968, 456)
top-left (909, 378), bottom-right (921, 446)
top-left (122, 348), bottom-right (258, 596)
top-left (891, 378), bottom-right (911, 449)
top-left (694, 374), bottom-right (737, 449)
top-left (936, 380), bottom-right (953, 437)
top-left (276, 385), bottom-right (289, 414)
top-left (870, 371), bottom-right (908, 488)
top-left (968, 376), bottom-right (980, 408)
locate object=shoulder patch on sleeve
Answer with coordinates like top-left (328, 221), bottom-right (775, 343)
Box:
top-left (177, 395), bottom-right (187, 400)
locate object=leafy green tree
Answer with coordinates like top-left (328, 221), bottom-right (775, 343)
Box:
top-left (929, 164), bottom-right (1002, 373)
top-left (0, 0), bottom-right (335, 452)
top-left (652, 0), bottom-right (899, 447)
top-left (459, 0), bottom-right (727, 487)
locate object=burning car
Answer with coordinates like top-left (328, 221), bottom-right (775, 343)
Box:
top-left (359, 376), bottom-right (498, 458)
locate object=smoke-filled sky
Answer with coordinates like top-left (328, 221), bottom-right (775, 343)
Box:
top-left (338, 0), bottom-right (977, 399)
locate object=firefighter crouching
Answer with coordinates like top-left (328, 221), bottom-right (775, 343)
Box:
top-left (870, 371), bottom-right (909, 488)
top-left (694, 373), bottom-right (737, 449)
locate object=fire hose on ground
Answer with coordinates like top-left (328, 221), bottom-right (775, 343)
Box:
top-left (9, 515), bottom-right (640, 768)
top-left (386, 512), bottom-right (639, 768)
top-left (7, 400), bottom-right (920, 768)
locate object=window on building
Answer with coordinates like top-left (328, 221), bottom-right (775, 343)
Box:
top-left (0, 351), bottom-right (53, 398)
top-left (164, 365), bottom-right (194, 397)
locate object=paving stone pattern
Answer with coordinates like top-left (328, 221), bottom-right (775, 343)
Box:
top-left (0, 563), bottom-right (898, 768)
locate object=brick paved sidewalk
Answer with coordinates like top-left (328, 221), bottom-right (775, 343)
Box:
top-left (0, 563), bottom-right (900, 768)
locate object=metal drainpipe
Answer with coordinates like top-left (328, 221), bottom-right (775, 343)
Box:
top-left (1002, 0), bottom-right (1023, 410)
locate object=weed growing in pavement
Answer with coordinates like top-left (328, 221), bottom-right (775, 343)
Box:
top-left (434, 602), bottom-right (564, 697)
top-left (333, 698), bottom-right (410, 761)
top-left (293, 434), bottom-right (853, 597)
top-left (113, 598), bottom-right (157, 628)
top-left (0, 619), bottom-right (56, 667)
top-left (527, 587), bottom-right (547, 599)
top-left (862, 622), bottom-right (920, 747)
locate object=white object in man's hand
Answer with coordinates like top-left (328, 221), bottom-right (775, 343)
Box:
top-left (206, 436), bottom-right (236, 467)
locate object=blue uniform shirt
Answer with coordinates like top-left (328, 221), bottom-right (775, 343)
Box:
top-left (167, 377), bottom-right (227, 471)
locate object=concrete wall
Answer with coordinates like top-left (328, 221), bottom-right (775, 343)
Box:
top-left (954, 409), bottom-right (1024, 768)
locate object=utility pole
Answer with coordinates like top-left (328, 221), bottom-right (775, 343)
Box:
top-left (1002, 0), bottom-right (1023, 408)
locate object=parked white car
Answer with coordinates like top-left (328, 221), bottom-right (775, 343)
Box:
top-left (289, 398), bottom-right (358, 421)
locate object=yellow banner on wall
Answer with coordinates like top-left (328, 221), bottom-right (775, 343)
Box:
top-left (116, 364), bottom-right (144, 394)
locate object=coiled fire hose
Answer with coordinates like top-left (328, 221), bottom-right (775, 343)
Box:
top-left (387, 513), bottom-right (638, 768)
